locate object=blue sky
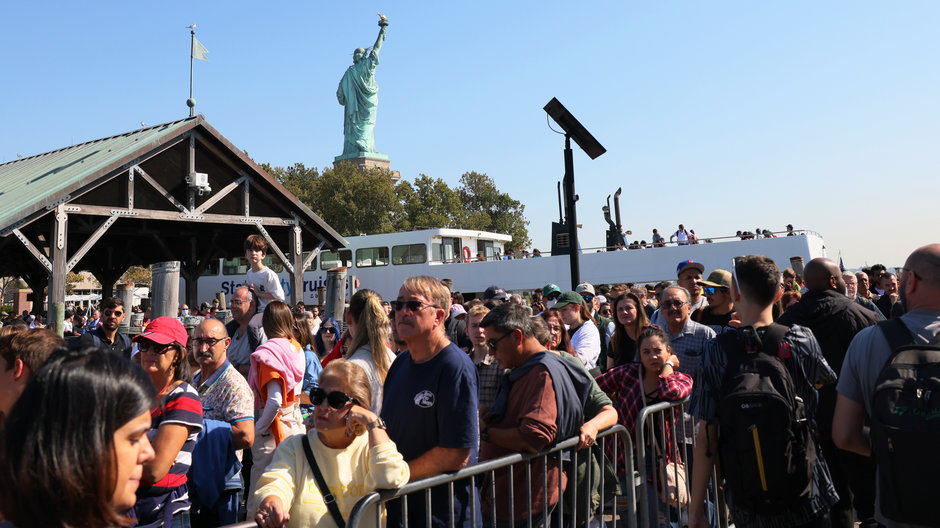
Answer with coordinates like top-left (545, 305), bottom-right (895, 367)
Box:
top-left (2, 1), bottom-right (937, 268)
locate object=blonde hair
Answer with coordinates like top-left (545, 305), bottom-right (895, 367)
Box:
top-left (321, 359), bottom-right (372, 410)
top-left (346, 289), bottom-right (392, 382)
top-left (467, 304), bottom-right (490, 318)
top-left (402, 276), bottom-right (452, 315)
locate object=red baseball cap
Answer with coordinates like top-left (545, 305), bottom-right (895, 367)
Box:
top-left (134, 316), bottom-right (189, 347)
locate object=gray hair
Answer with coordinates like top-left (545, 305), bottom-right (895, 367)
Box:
top-left (662, 285), bottom-right (691, 303)
top-left (479, 303), bottom-right (537, 338)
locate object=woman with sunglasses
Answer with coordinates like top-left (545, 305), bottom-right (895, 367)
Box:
top-left (248, 301), bottom-right (307, 507)
top-left (131, 316), bottom-right (204, 527)
top-left (253, 360), bottom-right (409, 527)
top-left (313, 317), bottom-right (339, 358)
top-left (0, 349), bottom-right (156, 528)
top-left (607, 292), bottom-right (650, 369)
top-left (344, 289), bottom-right (395, 413)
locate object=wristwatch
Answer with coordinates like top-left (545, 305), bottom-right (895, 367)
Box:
top-left (664, 360), bottom-right (675, 368)
top-left (366, 417), bottom-right (387, 431)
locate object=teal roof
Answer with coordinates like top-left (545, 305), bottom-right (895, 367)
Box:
top-left (0, 117), bottom-right (197, 232)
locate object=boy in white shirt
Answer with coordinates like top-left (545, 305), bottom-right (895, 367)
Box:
top-left (244, 234), bottom-right (285, 314)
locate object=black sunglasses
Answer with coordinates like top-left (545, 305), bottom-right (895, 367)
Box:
top-left (320, 326), bottom-right (337, 334)
top-left (486, 331), bottom-right (514, 351)
top-left (310, 387), bottom-right (358, 409)
top-left (391, 300), bottom-right (437, 312)
top-left (137, 339), bottom-right (176, 355)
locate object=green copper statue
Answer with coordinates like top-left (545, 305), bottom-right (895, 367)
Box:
top-left (336, 14), bottom-right (389, 160)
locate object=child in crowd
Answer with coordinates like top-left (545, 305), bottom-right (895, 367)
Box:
top-left (244, 234), bottom-right (286, 315)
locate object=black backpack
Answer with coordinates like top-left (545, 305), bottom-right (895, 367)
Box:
top-left (715, 323), bottom-right (816, 514)
top-left (870, 318), bottom-right (940, 526)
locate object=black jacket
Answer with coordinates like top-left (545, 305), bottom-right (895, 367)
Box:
top-left (777, 288), bottom-right (880, 427)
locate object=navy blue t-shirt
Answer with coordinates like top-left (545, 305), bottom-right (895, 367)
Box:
top-left (382, 342), bottom-right (481, 528)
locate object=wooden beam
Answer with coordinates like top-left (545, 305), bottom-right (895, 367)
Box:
top-left (194, 175), bottom-right (249, 214)
top-left (12, 229), bottom-right (52, 272)
top-left (48, 205), bottom-right (68, 306)
top-left (134, 165), bottom-right (189, 213)
top-left (127, 167), bottom-right (135, 210)
top-left (66, 204), bottom-right (297, 227)
top-left (304, 240), bottom-right (326, 272)
top-left (67, 215), bottom-right (119, 271)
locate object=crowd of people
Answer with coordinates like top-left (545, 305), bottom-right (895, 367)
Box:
top-left (1, 233), bottom-right (937, 528)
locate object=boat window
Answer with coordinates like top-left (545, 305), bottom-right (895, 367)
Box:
top-left (320, 249), bottom-right (353, 270)
top-left (478, 240), bottom-right (497, 260)
top-left (392, 244), bottom-right (427, 265)
top-left (263, 255), bottom-right (283, 273)
top-left (432, 237), bottom-right (462, 263)
top-left (223, 257), bottom-right (249, 276)
top-left (356, 247), bottom-right (390, 268)
top-left (301, 251), bottom-right (317, 271)
top-left (200, 259), bottom-right (221, 276)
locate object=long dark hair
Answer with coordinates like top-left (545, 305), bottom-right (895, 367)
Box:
top-left (0, 348), bottom-right (155, 527)
top-left (314, 317), bottom-right (340, 357)
top-left (610, 293), bottom-right (649, 366)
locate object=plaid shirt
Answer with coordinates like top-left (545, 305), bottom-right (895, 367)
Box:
top-left (595, 362), bottom-right (693, 476)
top-left (475, 352), bottom-right (504, 414)
top-left (663, 318), bottom-right (716, 382)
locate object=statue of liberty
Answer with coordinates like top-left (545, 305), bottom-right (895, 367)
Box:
top-left (335, 15), bottom-right (389, 161)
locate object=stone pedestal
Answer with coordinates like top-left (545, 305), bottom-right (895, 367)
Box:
top-left (334, 152), bottom-right (400, 181)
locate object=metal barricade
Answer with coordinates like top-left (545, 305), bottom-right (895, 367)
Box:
top-left (343, 425), bottom-right (636, 528)
top-left (635, 399), bottom-right (728, 528)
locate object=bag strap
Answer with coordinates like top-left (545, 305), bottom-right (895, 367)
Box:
top-left (878, 318), bottom-right (914, 356)
top-left (302, 435), bottom-right (346, 528)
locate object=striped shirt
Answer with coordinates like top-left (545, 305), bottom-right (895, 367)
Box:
top-left (141, 382), bottom-right (203, 497)
top-left (689, 324), bottom-right (838, 528)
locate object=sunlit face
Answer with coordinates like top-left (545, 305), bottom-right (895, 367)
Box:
top-left (678, 269), bottom-right (702, 296)
top-left (557, 303), bottom-right (582, 327)
top-left (467, 314), bottom-right (487, 348)
top-left (543, 314), bottom-right (565, 350)
top-left (639, 335), bottom-right (669, 373)
top-left (843, 275), bottom-right (858, 298)
top-left (883, 276), bottom-right (899, 295)
top-left (230, 288), bottom-right (253, 320)
top-left (483, 327), bottom-right (519, 369)
top-left (245, 247), bottom-right (264, 265)
top-left (660, 289), bottom-right (690, 326)
top-left (616, 297), bottom-right (638, 327)
top-left (856, 272), bottom-right (870, 291)
top-left (102, 306), bottom-right (125, 331)
top-left (111, 411), bottom-right (154, 511)
top-left (313, 373), bottom-right (355, 432)
top-left (192, 324), bottom-right (230, 368)
top-left (319, 321), bottom-right (337, 345)
top-left (138, 340), bottom-right (179, 378)
top-left (394, 287), bottom-right (442, 342)
top-left (704, 286), bottom-right (731, 306)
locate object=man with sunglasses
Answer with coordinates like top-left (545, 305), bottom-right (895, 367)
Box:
top-left (190, 317), bottom-right (254, 526)
top-left (382, 276), bottom-right (480, 528)
top-left (692, 270), bottom-right (737, 332)
top-left (76, 297), bottom-right (131, 358)
top-left (478, 303), bottom-right (593, 524)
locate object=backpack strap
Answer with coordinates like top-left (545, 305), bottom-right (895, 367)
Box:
top-left (302, 435), bottom-right (346, 528)
top-left (759, 323), bottom-right (790, 359)
top-left (878, 318), bottom-right (914, 356)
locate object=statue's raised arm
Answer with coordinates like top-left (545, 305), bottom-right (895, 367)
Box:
top-left (372, 14), bottom-right (388, 63)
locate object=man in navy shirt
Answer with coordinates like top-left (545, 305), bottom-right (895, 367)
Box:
top-left (382, 276), bottom-right (480, 528)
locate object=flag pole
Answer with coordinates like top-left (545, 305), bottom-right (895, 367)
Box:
top-left (187, 25), bottom-right (196, 117)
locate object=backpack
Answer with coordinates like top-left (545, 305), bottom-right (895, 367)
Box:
top-left (715, 323), bottom-right (816, 514)
top-left (870, 318), bottom-right (940, 526)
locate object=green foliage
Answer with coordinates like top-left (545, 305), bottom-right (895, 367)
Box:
top-left (262, 162), bottom-right (530, 249)
top-left (457, 171), bottom-right (531, 249)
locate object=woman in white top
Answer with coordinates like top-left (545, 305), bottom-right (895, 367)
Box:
top-left (344, 289), bottom-right (395, 414)
top-left (552, 291), bottom-right (601, 371)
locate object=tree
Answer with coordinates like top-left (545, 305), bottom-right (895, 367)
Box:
top-left (262, 162), bottom-right (320, 207)
top-left (457, 171), bottom-right (531, 249)
top-left (395, 174), bottom-right (466, 231)
top-left (119, 266), bottom-right (152, 287)
top-left (308, 163), bottom-right (401, 236)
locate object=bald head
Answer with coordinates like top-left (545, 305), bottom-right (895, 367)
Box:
top-left (901, 244), bottom-right (940, 312)
top-left (906, 244), bottom-right (940, 286)
top-left (803, 258), bottom-right (845, 293)
top-left (197, 317), bottom-right (227, 337)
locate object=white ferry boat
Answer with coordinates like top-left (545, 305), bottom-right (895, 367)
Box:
top-left (195, 228), bottom-right (827, 304)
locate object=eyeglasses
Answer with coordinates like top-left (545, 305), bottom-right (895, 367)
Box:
top-left (897, 267), bottom-right (922, 283)
top-left (104, 309), bottom-right (123, 317)
top-left (391, 300), bottom-right (437, 312)
top-left (229, 300), bottom-right (245, 306)
top-left (580, 294), bottom-right (595, 302)
top-left (486, 331), bottom-right (514, 351)
top-left (192, 337), bottom-right (225, 348)
top-left (702, 286), bottom-right (728, 296)
top-left (310, 387), bottom-right (358, 409)
top-left (660, 300), bottom-right (687, 309)
top-left (599, 309), bottom-right (612, 316)
top-left (137, 339), bottom-right (175, 355)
